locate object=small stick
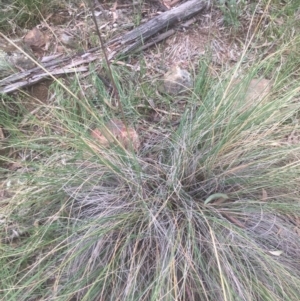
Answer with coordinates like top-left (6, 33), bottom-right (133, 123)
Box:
top-left (88, 0), bottom-right (126, 123)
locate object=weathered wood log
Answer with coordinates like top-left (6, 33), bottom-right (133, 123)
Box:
top-left (0, 0), bottom-right (209, 94)
top-left (109, 0), bottom-right (208, 47)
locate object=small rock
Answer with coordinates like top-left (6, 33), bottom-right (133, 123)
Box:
top-left (160, 65), bottom-right (192, 95)
top-left (60, 33), bottom-right (78, 49)
top-left (24, 27), bottom-right (45, 51)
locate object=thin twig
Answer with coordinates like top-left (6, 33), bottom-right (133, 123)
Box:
top-left (88, 0), bottom-right (126, 122)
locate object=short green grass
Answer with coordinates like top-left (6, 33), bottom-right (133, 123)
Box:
top-left (0, 0), bottom-right (77, 33)
top-left (1, 1), bottom-right (300, 301)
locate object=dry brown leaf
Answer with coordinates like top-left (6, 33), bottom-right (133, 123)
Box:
top-left (221, 212), bottom-right (245, 229)
top-left (91, 119), bottom-right (140, 151)
top-left (211, 197), bottom-right (229, 206)
top-left (91, 128), bottom-right (111, 148)
top-left (261, 188), bottom-right (268, 201)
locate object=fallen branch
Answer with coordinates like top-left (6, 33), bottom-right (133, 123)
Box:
top-left (0, 0), bottom-right (208, 94)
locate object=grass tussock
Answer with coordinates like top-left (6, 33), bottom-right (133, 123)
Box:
top-left (1, 20), bottom-right (300, 301)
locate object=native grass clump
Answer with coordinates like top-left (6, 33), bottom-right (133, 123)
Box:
top-left (1, 38), bottom-right (300, 301)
